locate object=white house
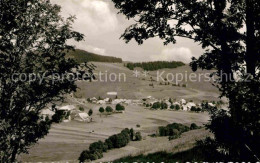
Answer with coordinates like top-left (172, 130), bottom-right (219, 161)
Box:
top-left (90, 97), bottom-right (97, 103)
top-left (112, 99), bottom-right (125, 105)
top-left (124, 99), bottom-right (132, 105)
top-left (180, 99), bottom-right (187, 105)
top-left (173, 102), bottom-right (181, 106)
top-left (41, 108), bottom-right (55, 119)
top-left (76, 112), bottom-right (90, 122)
top-left (146, 96), bottom-right (152, 99)
top-left (104, 98), bottom-right (110, 102)
top-left (165, 101), bottom-right (172, 108)
top-left (58, 105), bottom-right (76, 111)
top-left (57, 105), bottom-right (76, 122)
top-left (97, 100), bottom-right (106, 105)
top-left (208, 103), bottom-right (215, 107)
top-left (107, 92), bottom-right (118, 96)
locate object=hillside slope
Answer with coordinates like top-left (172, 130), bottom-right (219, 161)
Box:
top-left (75, 62), bottom-right (220, 102)
top-left (66, 49), bottom-right (122, 63)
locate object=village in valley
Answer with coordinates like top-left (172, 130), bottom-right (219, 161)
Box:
top-left (18, 62), bottom-right (225, 162)
top-left (41, 92), bottom-right (222, 124)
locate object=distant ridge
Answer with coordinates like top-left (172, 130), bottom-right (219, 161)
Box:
top-left (66, 49), bottom-right (122, 63)
top-left (125, 61), bottom-right (185, 71)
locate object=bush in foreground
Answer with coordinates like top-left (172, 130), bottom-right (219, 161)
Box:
top-left (79, 128), bottom-right (142, 162)
top-left (158, 123), bottom-right (199, 140)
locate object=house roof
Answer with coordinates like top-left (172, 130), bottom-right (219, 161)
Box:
top-left (58, 105), bottom-right (76, 111)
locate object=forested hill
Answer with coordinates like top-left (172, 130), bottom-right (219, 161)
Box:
top-left (66, 49), bottom-right (123, 63)
top-left (125, 61), bottom-right (185, 71)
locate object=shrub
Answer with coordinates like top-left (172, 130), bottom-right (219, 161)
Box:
top-left (169, 98), bottom-right (173, 104)
top-left (79, 128), bottom-right (136, 162)
top-left (159, 123), bottom-right (190, 137)
top-left (159, 126), bottom-right (169, 136)
top-left (99, 107), bottom-right (104, 114)
top-left (116, 104), bottom-right (125, 111)
top-left (190, 123), bottom-right (199, 130)
top-left (136, 124), bottom-right (141, 128)
top-left (105, 106), bottom-right (113, 113)
top-left (191, 106), bottom-right (202, 112)
top-left (121, 128), bottom-right (131, 142)
top-left (135, 132), bottom-right (142, 141)
top-left (175, 105), bottom-right (181, 110)
top-left (94, 150), bottom-right (103, 159)
top-left (52, 110), bottom-right (66, 123)
top-left (79, 106), bottom-right (84, 112)
top-left (114, 134), bottom-right (128, 148)
top-left (160, 102), bottom-right (168, 110)
top-left (89, 141), bottom-right (106, 153)
top-left (152, 102), bottom-right (161, 109)
top-left (170, 105), bottom-right (175, 109)
top-left (88, 109), bottom-right (93, 116)
top-left (130, 128), bottom-right (134, 141)
top-left (167, 123), bottom-right (190, 133)
top-left (169, 129), bottom-right (180, 138)
top-left (78, 150), bottom-right (100, 162)
top-left (146, 104), bottom-right (150, 107)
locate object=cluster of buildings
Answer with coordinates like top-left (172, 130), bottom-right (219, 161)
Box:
top-left (41, 105), bottom-right (91, 123)
top-left (40, 93), bottom-right (217, 123)
top-left (89, 95), bottom-right (216, 112)
top-left (89, 97), bottom-right (142, 106)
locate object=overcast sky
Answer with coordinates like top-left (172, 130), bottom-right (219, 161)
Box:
top-left (51, 0), bottom-right (205, 63)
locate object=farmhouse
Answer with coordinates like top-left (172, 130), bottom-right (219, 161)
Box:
top-left (97, 100), bottom-right (106, 105)
top-left (180, 99), bottom-right (187, 105)
top-left (41, 108), bottom-right (55, 119)
top-left (107, 92), bottom-right (117, 96)
top-left (75, 112), bottom-right (90, 122)
top-left (112, 99), bottom-right (125, 105)
top-left (57, 105), bottom-right (76, 122)
top-left (90, 97), bottom-right (97, 103)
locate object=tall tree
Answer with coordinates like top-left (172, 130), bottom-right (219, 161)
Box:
top-left (0, 0), bottom-right (93, 161)
top-left (112, 0), bottom-right (260, 160)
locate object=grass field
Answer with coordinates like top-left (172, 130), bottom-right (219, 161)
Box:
top-left (18, 62), bottom-right (219, 162)
top-left (19, 105), bottom-right (211, 162)
top-left (113, 146), bottom-right (207, 163)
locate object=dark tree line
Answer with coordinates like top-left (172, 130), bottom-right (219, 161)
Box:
top-left (125, 61), bottom-right (185, 71)
top-left (66, 49), bottom-right (123, 63)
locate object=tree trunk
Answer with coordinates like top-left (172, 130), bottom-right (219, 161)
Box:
top-left (10, 144), bottom-right (18, 162)
top-left (246, 0), bottom-right (257, 76)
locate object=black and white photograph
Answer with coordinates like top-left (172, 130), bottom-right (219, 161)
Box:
top-left (0, 0), bottom-right (259, 162)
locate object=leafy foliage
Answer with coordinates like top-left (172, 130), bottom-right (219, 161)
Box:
top-left (0, 0), bottom-right (93, 161)
top-left (111, 0), bottom-right (260, 160)
top-left (78, 128), bottom-right (142, 162)
top-left (151, 102), bottom-right (168, 110)
top-left (99, 107), bottom-right (105, 114)
top-left (158, 123), bottom-right (191, 139)
top-left (88, 109), bottom-right (93, 116)
top-left (105, 106), bottom-right (113, 113)
top-left (115, 104), bottom-right (125, 112)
